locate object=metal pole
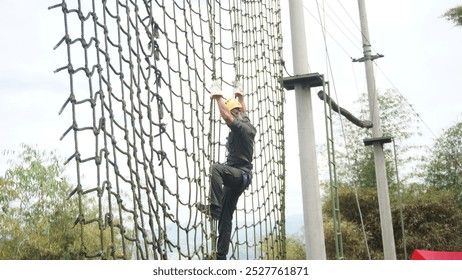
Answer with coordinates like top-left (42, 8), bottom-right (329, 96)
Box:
top-left (288, 0), bottom-right (326, 260)
top-left (357, 0), bottom-right (396, 260)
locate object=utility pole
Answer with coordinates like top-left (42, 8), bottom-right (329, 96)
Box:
top-left (356, 0), bottom-right (397, 260)
top-left (285, 0), bottom-right (326, 260)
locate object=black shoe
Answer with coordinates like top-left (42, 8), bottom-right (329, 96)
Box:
top-left (197, 203), bottom-right (221, 220)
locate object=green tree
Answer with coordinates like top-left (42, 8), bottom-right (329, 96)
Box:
top-left (336, 89), bottom-right (422, 188)
top-left (323, 216), bottom-right (370, 260)
top-left (0, 144), bottom-right (81, 259)
top-left (442, 6), bottom-right (462, 27)
top-left (424, 121), bottom-right (462, 191)
top-left (397, 187), bottom-right (462, 257)
top-left (0, 144), bottom-right (132, 259)
top-left (285, 229), bottom-right (306, 260)
top-left (323, 186), bottom-right (462, 259)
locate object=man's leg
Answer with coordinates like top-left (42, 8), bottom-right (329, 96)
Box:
top-left (209, 163), bottom-right (225, 209)
top-left (214, 167), bottom-right (245, 259)
top-left (216, 186), bottom-right (243, 259)
top-left (209, 164), bottom-right (242, 209)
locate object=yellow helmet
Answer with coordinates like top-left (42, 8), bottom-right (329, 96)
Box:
top-left (225, 98), bottom-right (242, 111)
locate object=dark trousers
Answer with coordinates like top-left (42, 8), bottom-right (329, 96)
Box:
top-left (210, 163), bottom-right (249, 258)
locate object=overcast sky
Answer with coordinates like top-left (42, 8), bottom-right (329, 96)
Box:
top-left (1, 1), bottom-right (461, 218)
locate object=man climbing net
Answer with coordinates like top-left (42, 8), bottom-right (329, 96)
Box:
top-left (198, 80), bottom-right (256, 260)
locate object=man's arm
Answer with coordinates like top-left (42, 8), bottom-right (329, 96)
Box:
top-left (235, 93), bottom-right (247, 113)
top-left (213, 96), bottom-right (234, 125)
top-left (209, 80), bottom-right (234, 125)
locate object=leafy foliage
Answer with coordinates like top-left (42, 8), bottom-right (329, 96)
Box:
top-left (284, 230), bottom-right (306, 260)
top-left (0, 144), bottom-right (81, 259)
top-left (336, 89), bottom-right (422, 189)
top-left (442, 6), bottom-right (462, 27)
top-left (0, 145), bottom-right (146, 260)
top-left (323, 186), bottom-right (462, 259)
top-left (424, 121), bottom-right (462, 191)
top-left (0, 145), bottom-right (120, 259)
top-left (397, 188), bottom-right (462, 255)
top-left (324, 216), bottom-right (370, 260)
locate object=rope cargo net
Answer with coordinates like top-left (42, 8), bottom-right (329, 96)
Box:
top-left (51, 0), bottom-right (286, 260)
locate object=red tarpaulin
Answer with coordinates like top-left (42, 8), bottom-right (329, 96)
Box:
top-left (411, 249), bottom-right (462, 260)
